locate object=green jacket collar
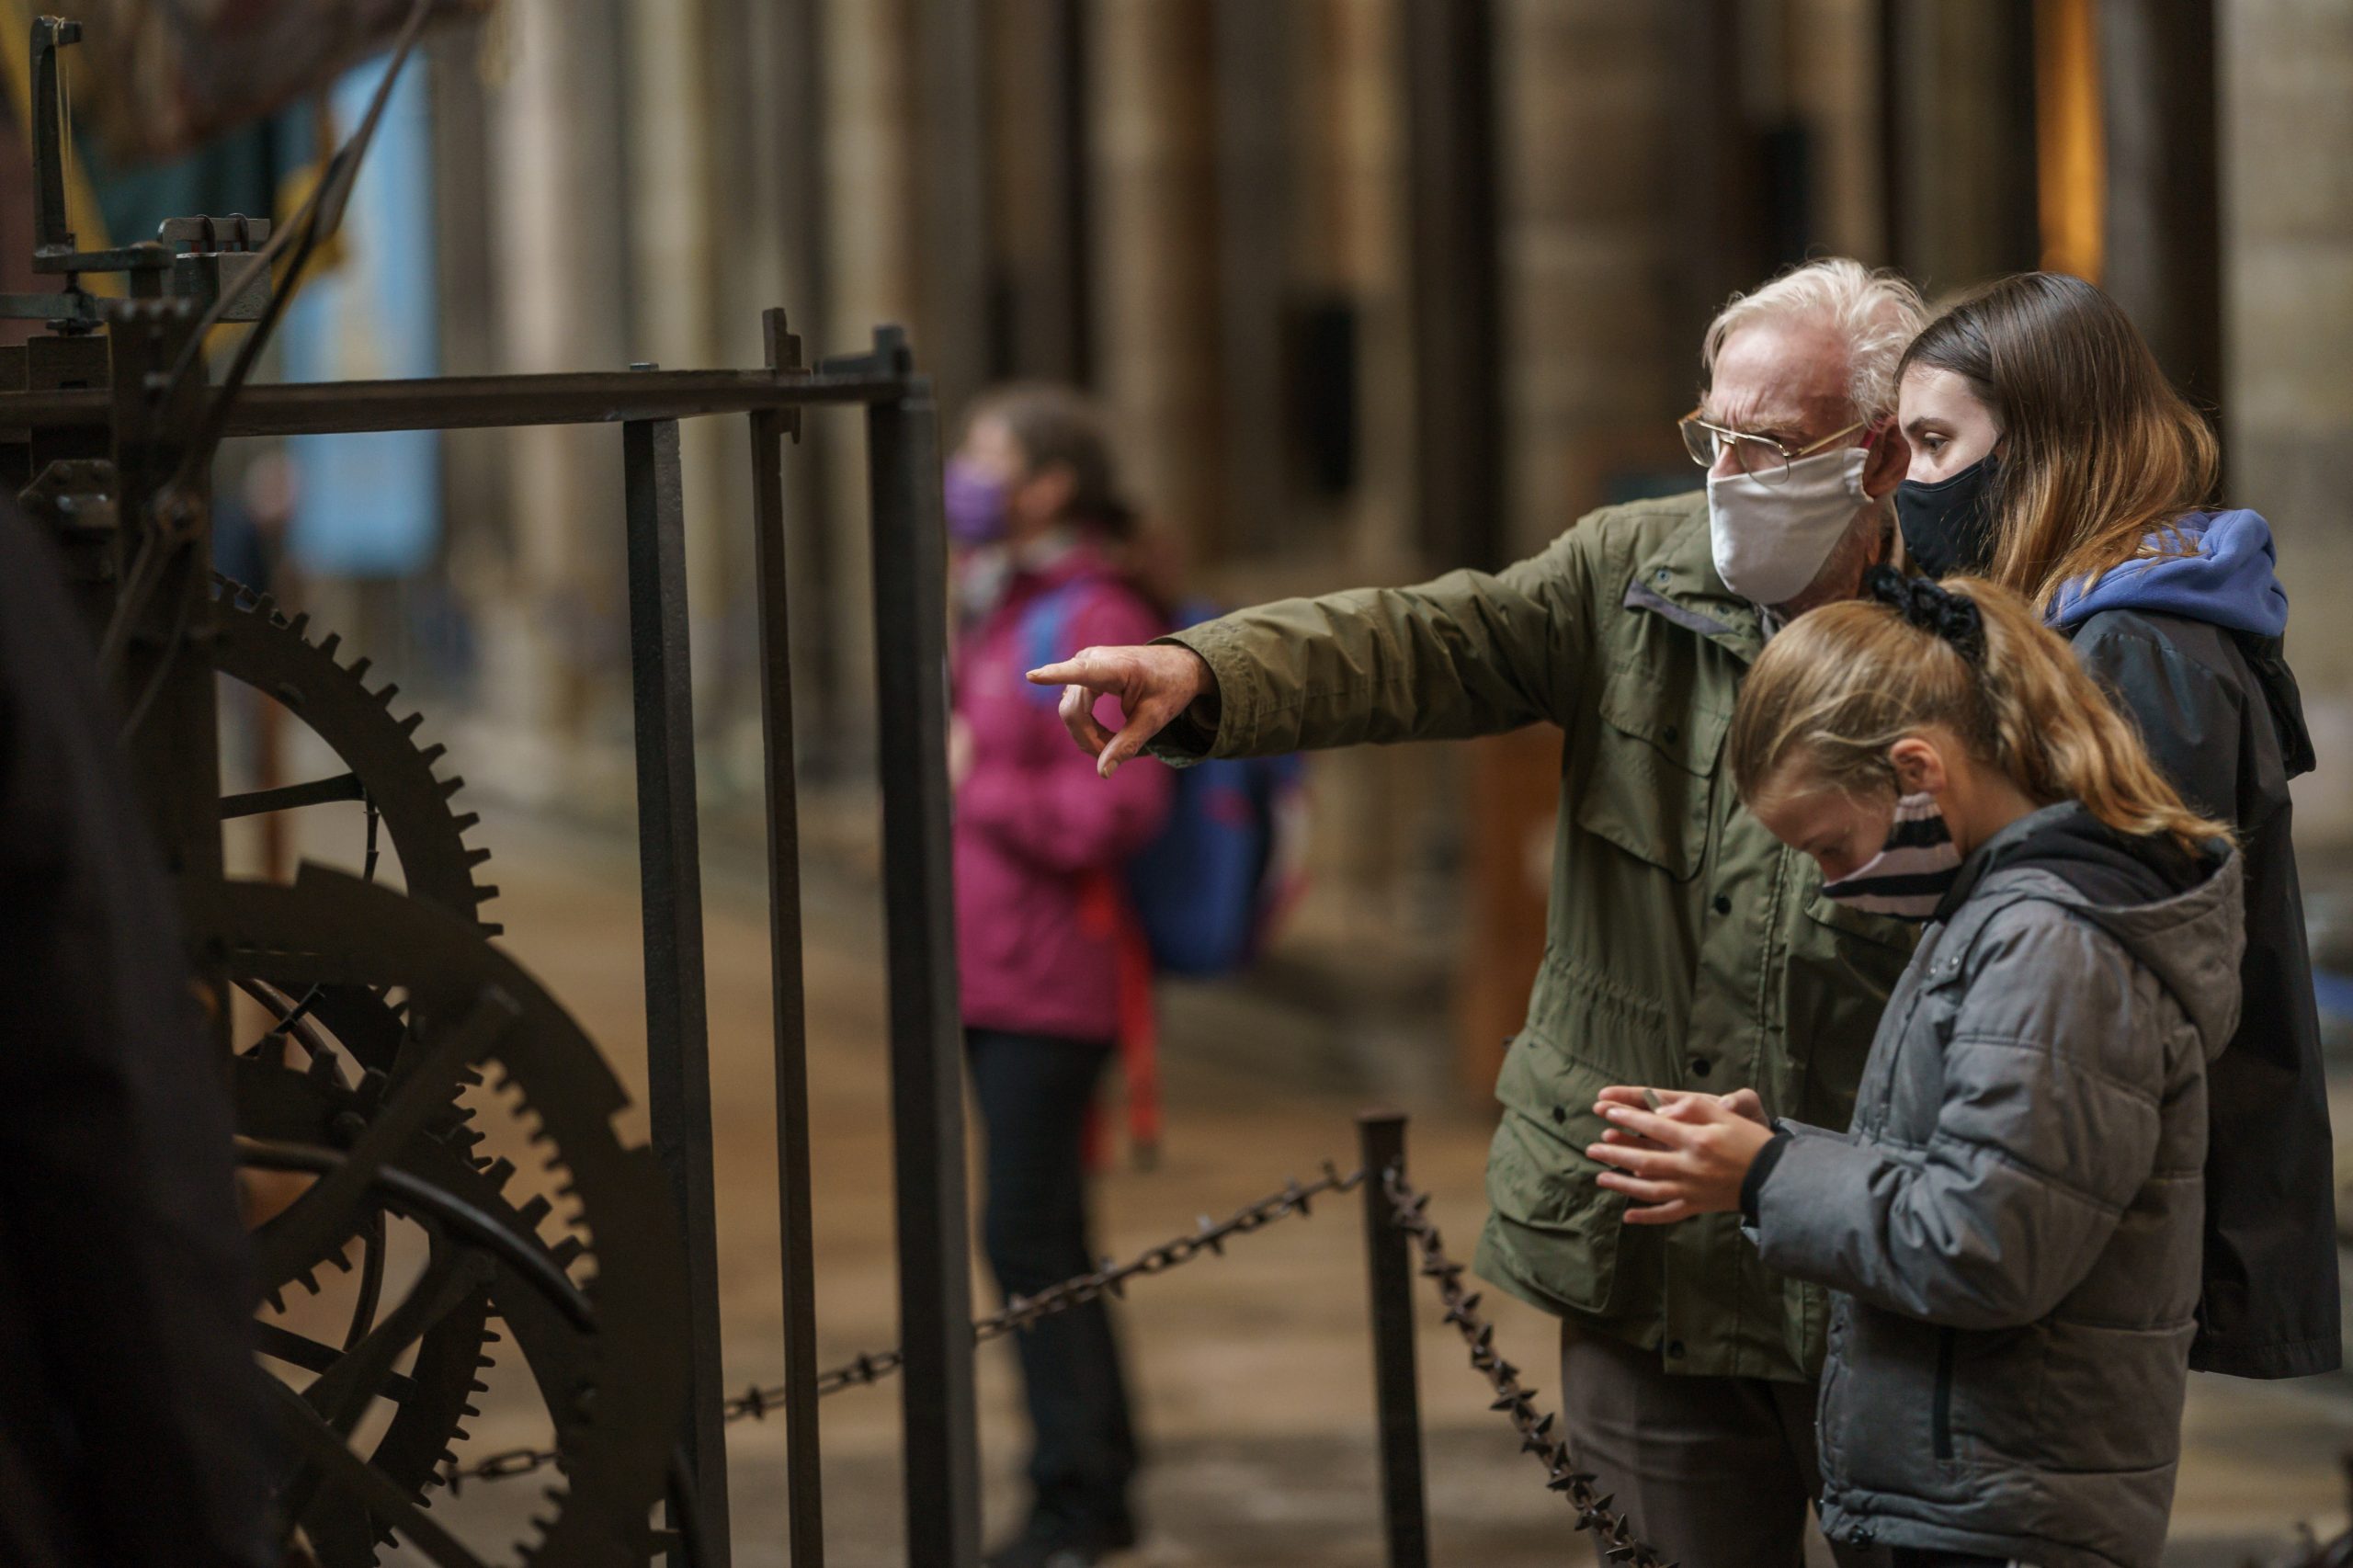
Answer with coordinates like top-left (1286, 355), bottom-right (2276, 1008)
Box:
top-left (1622, 505), bottom-right (1766, 665)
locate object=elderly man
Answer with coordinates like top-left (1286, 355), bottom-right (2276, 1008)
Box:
top-left (1032, 259), bottom-right (1927, 1566)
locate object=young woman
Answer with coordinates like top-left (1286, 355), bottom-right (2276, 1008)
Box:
top-left (945, 384), bottom-right (1169, 1568)
top-left (1589, 571), bottom-right (2242, 1568)
top-left (1893, 270), bottom-right (2334, 1381)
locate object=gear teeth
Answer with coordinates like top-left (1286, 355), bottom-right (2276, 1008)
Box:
top-left (550, 1236), bottom-right (587, 1268)
top-left (296, 1267), bottom-right (323, 1296)
top-left (480, 922), bottom-right (506, 937)
top-left (517, 1195), bottom-right (552, 1227)
top-left (376, 683), bottom-right (400, 707)
top-left (449, 809), bottom-right (476, 830)
top-left (440, 775), bottom-right (465, 798)
top-left (473, 884), bottom-right (501, 903)
top-left (466, 847), bottom-right (493, 868)
top-left (398, 711), bottom-right (425, 734)
top-left (317, 631), bottom-right (341, 658)
top-left (346, 656), bottom-right (372, 683)
top-left (254, 591), bottom-right (278, 613)
top-left (264, 1288), bottom-right (287, 1314)
top-left (481, 1156), bottom-right (518, 1187)
top-left (287, 611), bottom-right (309, 636)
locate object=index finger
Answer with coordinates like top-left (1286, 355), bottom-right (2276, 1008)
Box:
top-left (1027, 654), bottom-right (1097, 687)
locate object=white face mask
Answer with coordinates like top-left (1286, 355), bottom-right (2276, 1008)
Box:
top-left (1707, 442), bottom-right (1872, 608)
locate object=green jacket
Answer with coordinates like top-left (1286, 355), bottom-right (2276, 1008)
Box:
top-left (1157, 491), bottom-right (1915, 1381)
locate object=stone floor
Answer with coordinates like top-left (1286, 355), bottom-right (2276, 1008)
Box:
top-left (360, 806), bottom-right (2353, 1567)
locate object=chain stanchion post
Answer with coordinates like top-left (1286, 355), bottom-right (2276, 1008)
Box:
top-left (1357, 1112), bottom-right (1431, 1568)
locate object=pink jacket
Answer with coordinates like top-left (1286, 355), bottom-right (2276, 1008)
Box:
top-left (952, 546), bottom-right (1173, 1042)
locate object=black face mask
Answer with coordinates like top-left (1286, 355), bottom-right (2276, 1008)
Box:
top-left (1896, 454), bottom-right (2002, 579)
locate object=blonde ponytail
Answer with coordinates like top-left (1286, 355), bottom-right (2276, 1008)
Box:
top-left (1729, 573), bottom-right (2232, 854)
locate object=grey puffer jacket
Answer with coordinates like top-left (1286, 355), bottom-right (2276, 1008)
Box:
top-left (1751, 804), bottom-right (2245, 1568)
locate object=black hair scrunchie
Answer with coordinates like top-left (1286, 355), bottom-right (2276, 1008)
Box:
top-left (1861, 563), bottom-right (1987, 665)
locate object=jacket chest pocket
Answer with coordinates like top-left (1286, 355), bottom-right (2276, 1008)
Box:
top-left (1572, 669), bottom-right (1728, 881)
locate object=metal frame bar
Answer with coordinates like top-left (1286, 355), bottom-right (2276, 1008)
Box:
top-left (749, 312), bottom-right (827, 1567)
top-left (622, 391), bottom-right (733, 1566)
top-left (1358, 1112), bottom-right (1430, 1568)
top-left (0, 366), bottom-right (915, 437)
top-left (861, 326), bottom-right (983, 1568)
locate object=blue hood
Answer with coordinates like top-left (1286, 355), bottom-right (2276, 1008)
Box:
top-left (2046, 508), bottom-right (2289, 638)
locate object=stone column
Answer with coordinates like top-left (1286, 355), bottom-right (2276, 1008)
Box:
top-left (478, 0), bottom-right (632, 806)
top-left (2221, 0), bottom-right (2353, 845)
top-left (1495, 1), bottom-right (1681, 556)
top-left (1087, 0), bottom-right (1223, 557)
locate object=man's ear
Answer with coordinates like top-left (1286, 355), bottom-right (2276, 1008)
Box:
top-left (1888, 734), bottom-right (1948, 797)
top-left (1862, 424), bottom-right (1909, 500)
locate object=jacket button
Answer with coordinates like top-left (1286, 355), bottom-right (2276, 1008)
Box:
top-left (1712, 893), bottom-right (1732, 915)
top-left (1654, 568), bottom-right (1670, 584)
top-left (1551, 1105), bottom-right (1566, 1125)
top-left (1666, 1339), bottom-right (1686, 1358)
top-left (1662, 724), bottom-right (1679, 744)
top-left (1688, 1057), bottom-right (1711, 1078)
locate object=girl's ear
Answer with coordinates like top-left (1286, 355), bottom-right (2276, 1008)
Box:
top-left (1888, 734), bottom-right (1949, 797)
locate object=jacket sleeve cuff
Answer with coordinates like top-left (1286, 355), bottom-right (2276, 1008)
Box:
top-left (1148, 619), bottom-right (1263, 763)
top-left (1739, 1125), bottom-right (1795, 1225)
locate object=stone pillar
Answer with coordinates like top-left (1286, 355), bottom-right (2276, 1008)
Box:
top-left (2221, 0), bottom-right (2353, 845)
top-left (1783, 0), bottom-right (1889, 267)
top-left (479, 0), bottom-right (633, 805)
top-left (807, 0), bottom-right (920, 760)
top-left (1495, 1), bottom-right (1681, 556)
top-left (625, 0), bottom-right (733, 720)
top-left (1088, 0), bottom-right (1223, 559)
top-left (1886, 0), bottom-right (2040, 294)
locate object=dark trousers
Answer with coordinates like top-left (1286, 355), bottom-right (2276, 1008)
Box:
top-left (1560, 1324), bottom-right (1880, 1568)
top-left (967, 1028), bottom-right (1139, 1534)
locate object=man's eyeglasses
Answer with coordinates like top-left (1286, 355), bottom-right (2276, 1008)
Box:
top-left (1677, 409), bottom-right (1870, 486)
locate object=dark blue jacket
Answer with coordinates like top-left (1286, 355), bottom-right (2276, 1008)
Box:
top-left (2051, 508), bottom-right (2336, 1379)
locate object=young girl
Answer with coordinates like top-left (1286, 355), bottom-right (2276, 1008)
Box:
top-left (1589, 570), bottom-right (2242, 1568)
top-left (947, 384), bottom-right (1167, 1567)
top-left (1893, 270), bottom-right (2332, 1381)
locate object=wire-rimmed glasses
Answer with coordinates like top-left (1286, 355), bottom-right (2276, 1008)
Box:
top-left (1677, 408), bottom-right (1868, 485)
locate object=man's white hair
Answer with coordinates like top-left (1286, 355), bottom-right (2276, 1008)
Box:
top-left (1699, 258), bottom-right (1927, 426)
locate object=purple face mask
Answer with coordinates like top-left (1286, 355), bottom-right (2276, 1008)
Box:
top-left (943, 457), bottom-right (1011, 546)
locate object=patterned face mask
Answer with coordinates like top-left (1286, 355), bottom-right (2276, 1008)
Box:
top-left (1818, 791), bottom-right (1963, 922)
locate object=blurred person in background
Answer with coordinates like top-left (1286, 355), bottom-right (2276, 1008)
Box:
top-left (1029, 259), bottom-right (1926, 1568)
top-left (1893, 270), bottom-right (2337, 1381)
top-left (946, 383), bottom-right (1173, 1568)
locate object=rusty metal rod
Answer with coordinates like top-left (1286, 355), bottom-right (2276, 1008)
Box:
top-left (0, 366), bottom-right (913, 436)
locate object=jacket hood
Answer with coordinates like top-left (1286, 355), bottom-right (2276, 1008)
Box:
top-left (1967, 803), bottom-right (2245, 1058)
top-left (2047, 508), bottom-right (2288, 637)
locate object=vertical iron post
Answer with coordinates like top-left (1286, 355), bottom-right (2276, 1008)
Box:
top-left (622, 379), bottom-right (732, 1567)
top-left (1358, 1111), bottom-right (1431, 1568)
top-left (750, 312), bottom-right (824, 1566)
top-left (864, 327), bottom-right (982, 1568)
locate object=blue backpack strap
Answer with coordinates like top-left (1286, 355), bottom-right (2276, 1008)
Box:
top-left (1017, 580), bottom-right (1092, 707)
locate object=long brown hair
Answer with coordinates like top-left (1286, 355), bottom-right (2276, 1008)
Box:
top-left (1895, 272), bottom-right (2219, 611)
top-left (1730, 574), bottom-right (2230, 853)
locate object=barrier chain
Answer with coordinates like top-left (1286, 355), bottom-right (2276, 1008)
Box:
top-left (1381, 1162), bottom-right (1675, 1568)
top-left (438, 1161), bottom-right (1364, 1494)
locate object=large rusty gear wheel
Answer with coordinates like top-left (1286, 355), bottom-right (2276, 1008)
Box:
top-left (229, 866), bottom-right (687, 1568)
top-left (239, 977), bottom-right (501, 1565)
top-left (211, 574), bottom-right (500, 933)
